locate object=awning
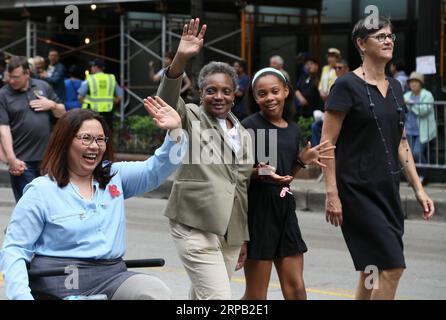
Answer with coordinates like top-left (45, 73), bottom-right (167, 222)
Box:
top-left (0, 0), bottom-right (322, 11)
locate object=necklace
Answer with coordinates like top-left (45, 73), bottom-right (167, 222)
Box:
top-left (70, 177), bottom-right (95, 200)
top-left (361, 65), bottom-right (409, 176)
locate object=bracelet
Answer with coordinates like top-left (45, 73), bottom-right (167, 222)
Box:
top-left (296, 157), bottom-right (306, 169)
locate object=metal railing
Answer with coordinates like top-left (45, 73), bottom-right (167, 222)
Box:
top-left (406, 101), bottom-right (446, 169)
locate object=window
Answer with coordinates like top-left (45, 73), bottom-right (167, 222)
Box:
top-left (257, 6), bottom-right (301, 25)
top-left (320, 0), bottom-right (352, 23)
top-left (359, 0), bottom-right (408, 20)
top-left (259, 35), bottom-right (296, 81)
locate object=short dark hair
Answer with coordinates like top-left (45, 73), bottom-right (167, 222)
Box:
top-left (89, 58), bottom-right (105, 69)
top-left (7, 55), bottom-right (29, 73)
top-left (235, 60), bottom-right (247, 71)
top-left (40, 109), bottom-right (115, 189)
top-left (68, 64), bottom-right (82, 78)
top-left (198, 61), bottom-right (238, 92)
top-left (304, 57), bottom-right (319, 65)
top-left (337, 59), bottom-right (349, 68)
top-left (48, 48), bottom-right (59, 54)
top-left (351, 16), bottom-right (393, 56)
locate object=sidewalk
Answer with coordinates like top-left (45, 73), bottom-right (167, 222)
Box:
top-left (289, 178), bottom-right (446, 221)
top-left (1, 160), bottom-right (444, 221)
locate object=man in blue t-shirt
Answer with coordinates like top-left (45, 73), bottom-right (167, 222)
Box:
top-left (64, 65), bottom-right (83, 110)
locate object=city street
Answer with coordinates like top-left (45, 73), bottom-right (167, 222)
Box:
top-left (0, 187), bottom-right (445, 300)
top-left (0, 0), bottom-right (445, 307)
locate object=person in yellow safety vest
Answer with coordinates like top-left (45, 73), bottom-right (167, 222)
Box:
top-left (78, 58), bottom-right (122, 131)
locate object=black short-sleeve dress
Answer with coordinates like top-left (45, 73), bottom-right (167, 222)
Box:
top-left (242, 113), bottom-right (308, 260)
top-left (326, 72), bottom-right (407, 271)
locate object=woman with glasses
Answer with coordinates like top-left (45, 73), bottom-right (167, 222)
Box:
top-left (0, 105), bottom-right (187, 300)
top-left (321, 16), bottom-right (435, 300)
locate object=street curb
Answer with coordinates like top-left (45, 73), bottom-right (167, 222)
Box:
top-left (290, 185), bottom-right (445, 222)
top-left (0, 168), bottom-right (444, 222)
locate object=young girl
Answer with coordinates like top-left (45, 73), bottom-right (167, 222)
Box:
top-left (241, 67), bottom-right (333, 300)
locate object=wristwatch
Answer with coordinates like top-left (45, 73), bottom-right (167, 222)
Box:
top-left (296, 157), bottom-right (306, 169)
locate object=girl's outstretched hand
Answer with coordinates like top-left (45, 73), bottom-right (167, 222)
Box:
top-left (299, 140), bottom-right (335, 168)
top-left (256, 162), bottom-right (294, 185)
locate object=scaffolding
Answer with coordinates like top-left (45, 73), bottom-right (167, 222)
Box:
top-left (0, 8), bottom-right (322, 125)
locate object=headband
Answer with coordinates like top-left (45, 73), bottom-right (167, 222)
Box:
top-left (252, 67), bottom-right (287, 86)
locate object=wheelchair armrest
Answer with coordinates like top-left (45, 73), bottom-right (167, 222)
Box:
top-left (124, 258), bottom-right (165, 268)
top-left (27, 258), bottom-right (165, 278)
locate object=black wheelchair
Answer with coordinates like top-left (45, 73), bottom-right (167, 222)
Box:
top-left (27, 258), bottom-right (165, 300)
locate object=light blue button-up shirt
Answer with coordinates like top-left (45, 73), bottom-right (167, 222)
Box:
top-left (0, 132), bottom-right (187, 300)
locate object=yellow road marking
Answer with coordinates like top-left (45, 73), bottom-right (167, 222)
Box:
top-left (230, 276), bottom-right (354, 298)
top-left (306, 288), bottom-right (353, 298)
top-left (144, 266), bottom-right (355, 299)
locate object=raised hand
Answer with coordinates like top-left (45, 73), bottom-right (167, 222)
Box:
top-left (143, 96), bottom-right (182, 130)
top-left (176, 18), bottom-right (207, 61)
top-left (299, 140), bottom-right (335, 168)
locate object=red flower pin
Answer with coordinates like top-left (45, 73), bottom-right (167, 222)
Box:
top-left (108, 184), bottom-right (121, 198)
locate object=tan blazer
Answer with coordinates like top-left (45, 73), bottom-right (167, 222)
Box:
top-left (158, 74), bottom-right (253, 246)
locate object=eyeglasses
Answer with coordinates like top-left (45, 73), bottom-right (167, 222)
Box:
top-left (335, 66), bottom-right (345, 70)
top-left (75, 133), bottom-right (108, 147)
top-left (368, 33), bottom-right (396, 43)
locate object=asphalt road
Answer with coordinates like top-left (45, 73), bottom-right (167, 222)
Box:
top-left (0, 192), bottom-right (445, 300)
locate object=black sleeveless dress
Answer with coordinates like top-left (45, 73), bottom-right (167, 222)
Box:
top-left (326, 72), bottom-right (406, 271)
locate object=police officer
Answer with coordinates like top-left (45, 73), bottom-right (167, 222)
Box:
top-left (78, 59), bottom-right (122, 130)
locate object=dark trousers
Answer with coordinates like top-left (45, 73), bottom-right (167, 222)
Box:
top-left (100, 111), bottom-right (114, 132)
top-left (83, 108), bottom-right (113, 132)
top-left (311, 119), bottom-right (323, 147)
top-left (407, 134), bottom-right (427, 178)
top-left (10, 161), bottom-right (41, 202)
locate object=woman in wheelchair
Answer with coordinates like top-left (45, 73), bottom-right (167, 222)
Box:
top-left (0, 97), bottom-right (186, 300)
